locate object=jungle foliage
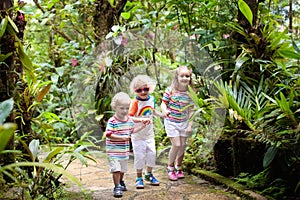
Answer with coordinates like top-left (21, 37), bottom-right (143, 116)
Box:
top-left (0, 0), bottom-right (299, 199)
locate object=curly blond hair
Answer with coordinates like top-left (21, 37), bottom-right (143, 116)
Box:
top-left (110, 92), bottom-right (131, 110)
top-left (129, 75), bottom-right (156, 94)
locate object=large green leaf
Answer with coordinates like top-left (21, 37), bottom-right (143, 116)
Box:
top-left (278, 49), bottom-right (300, 59)
top-left (16, 39), bottom-right (36, 82)
top-left (0, 123), bottom-right (17, 151)
top-left (238, 0), bottom-right (253, 26)
top-left (0, 17), bottom-right (8, 39)
top-left (1, 162), bottom-right (83, 188)
top-left (263, 145), bottom-right (277, 168)
top-left (0, 98), bottom-right (14, 125)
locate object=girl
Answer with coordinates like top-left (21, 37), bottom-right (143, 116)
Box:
top-left (161, 66), bottom-right (195, 181)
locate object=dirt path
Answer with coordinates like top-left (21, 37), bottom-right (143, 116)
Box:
top-left (61, 152), bottom-right (242, 200)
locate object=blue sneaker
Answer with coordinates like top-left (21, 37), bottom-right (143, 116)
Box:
top-left (135, 178), bottom-right (144, 189)
top-left (144, 173), bottom-right (160, 186)
top-left (120, 180), bottom-right (127, 191)
top-left (113, 186), bottom-right (122, 198)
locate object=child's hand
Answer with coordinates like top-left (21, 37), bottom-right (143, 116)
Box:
top-left (162, 110), bottom-right (170, 118)
top-left (122, 136), bottom-right (131, 141)
top-left (141, 118), bottom-right (151, 125)
top-left (185, 124), bottom-right (192, 135)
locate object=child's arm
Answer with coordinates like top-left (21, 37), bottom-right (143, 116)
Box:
top-left (133, 122), bottom-right (147, 133)
top-left (153, 109), bottom-right (166, 118)
top-left (130, 116), bottom-right (151, 125)
top-left (186, 106), bottom-right (194, 134)
top-left (161, 101), bottom-right (170, 117)
top-left (107, 133), bottom-right (130, 141)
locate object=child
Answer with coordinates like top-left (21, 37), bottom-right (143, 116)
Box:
top-left (129, 75), bottom-right (165, 189)
top-left (105, 92), bottom-right (147, 197)
top-left (161, 66), bottom-right (195, 181)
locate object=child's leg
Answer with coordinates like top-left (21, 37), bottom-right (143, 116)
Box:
top-left (168, 136), bottom-right (181, 167)
top-left (136, 169), bottom-right (143, 178)
top-left (176, 136), bottom-right (187, 166)
top-left (112, 171), bottom-right (121, 186)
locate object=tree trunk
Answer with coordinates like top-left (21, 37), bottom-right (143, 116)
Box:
top-left (0, 0), bottom-right (17, 168)
top-left (288, 0), bottom-right (293, 32)
top-left (0, 1), bottom-right (29, 170)
top-left (93, 0), bottom-right (127, 43)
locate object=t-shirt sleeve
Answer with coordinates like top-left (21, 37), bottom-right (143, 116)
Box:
top-left (162, 87), bottom-right (171, 104)
top-left (105, 119), bottom-right (114, 137)
top-left (129, 99), bottom-right (138, 116)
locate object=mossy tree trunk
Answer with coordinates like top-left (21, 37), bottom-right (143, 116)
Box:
top-left (93, 0), bottom-right (128, 44)
top-left (0, 1), bottom-right (30, 171)
top-left (0, 0), bottom-right (18, 168)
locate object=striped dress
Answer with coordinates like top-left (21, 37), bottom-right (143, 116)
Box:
top-left (105, 115), bottom-right (134, 160)
top-left (162, 87), bottom-right (193, 123)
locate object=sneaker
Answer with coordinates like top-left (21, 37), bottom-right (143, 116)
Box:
top-left (167, 169), bottom-right (178, 181)
top-left (113, 186), bottom-right (123, 198)
top-left (144, 174), bottom-right (160, 186)
top-left (176, 170), bottom-right (185, 179)
top-left (120, 180), bottom-right (127, 191)
top-left (136, 178), bottom-right (144, 189)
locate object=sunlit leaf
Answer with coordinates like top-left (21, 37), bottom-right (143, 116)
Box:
top-left (238, 0), bottom-right (253, 26)
top-left (0, 17), bottom-right (8, 39)
top-left (36, 83), bottom-right (52, 102)
top-left (0, 123), bottom-right (17, 151)
top-left (0, 98), bottom-right (14, 125)
top-left (7, 15), bottom-right (19, 33)
top-left (121, 12), bottom-right (130, 20)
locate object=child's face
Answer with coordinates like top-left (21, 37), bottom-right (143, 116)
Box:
top-left (114, 100), bottom-right (130, 119)
top-left (134, 84), bottom-right (150, 99)
top-left (177, 68), bottom-right (191, 87)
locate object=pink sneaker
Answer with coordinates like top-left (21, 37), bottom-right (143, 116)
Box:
top-left (176, 170), bottom-right (185, 179)
top-left (167, 170), bottom-right (178, 181)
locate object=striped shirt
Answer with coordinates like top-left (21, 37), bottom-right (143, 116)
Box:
top-left (105, 115), bottom-right (134, 160)
top-left (162, 87), bottom-right (193, 123)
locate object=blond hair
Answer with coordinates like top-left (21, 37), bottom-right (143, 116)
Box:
top-left (129, 75), bottom-right (156, 94)
top-left (110, 92), bottom-right (131, 110)
top-left (171, 66), bottom-right (194, 91)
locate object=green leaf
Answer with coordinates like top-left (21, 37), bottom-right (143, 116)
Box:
top-left (0, 98), bottom-right (14, 125)
top-left (7, 15), bottom-right (19, 33)
top-left (43, 147), bottom-right (64, 163)
top-left (238, 0), bottom-right (253, 26)
top-left (1, 162), bottom-right (83, 188)
top-left (0, 17), bottom-right (8, 39)
top-left (0, 52), bottom-right (13, 62)
top-left (263, 145), bottom-right (277, 168)
top-left (278, 49), bottom-right (300, 59)
top-left (0, 123), bottom-right (17, 151)
top-left (108, 0), bottom-right (115, 7)
top-left (121, 12), bottom-right (131, 20)
top-left (15, 38), bottom-right (36, 82)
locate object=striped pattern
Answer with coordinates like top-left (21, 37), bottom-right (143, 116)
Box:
top-left (162, 87), bottom-right (193, 123)
top-left (105, 116), bottom-right (134, 160)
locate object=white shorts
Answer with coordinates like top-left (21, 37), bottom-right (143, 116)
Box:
top-left (164, 119), bottom-right (189, 137)
top-left (132, 138), bottom-right (156, 169)
top-left (108, 159), bottom-right (128, 173)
